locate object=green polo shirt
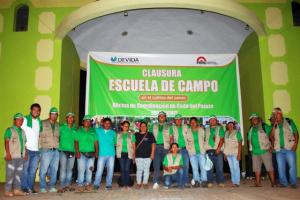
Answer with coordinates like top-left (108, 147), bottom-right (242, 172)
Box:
top-left (59, 123), bottom-right (76, 152)
top-left (4, 126), bottom-right (24, 155)
top-left (192, 130), bottom-right (201, 154)
top-left (163, 154), bottom-right (183, 167)
top-left (116, 133), bottom-right (136, 153)
top-left (150, 123), bottom-right (171, 145)
top-left (247, 124), bottom-right (271, 155)
top-left (75, 127), bottom-right (97, 153)
top-left (207, 126), bottom-right (225, 148)
top-left (278, 119), bottom-right (298, 148)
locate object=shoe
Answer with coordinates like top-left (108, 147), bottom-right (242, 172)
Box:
top-left (163, 186), bottom-right (169, 189)
top-left (201, 182), bottom-right (208, 188)
top-left (142, 184), bottom-right (149, 189)
top-left (21, 188), bottom-right (30, 194)
top-left (184, 184), bottom-right (191, 188)
top-left (93, 185), bottom-right (99, 191)
top-left (218, 183), bottom-right (225, 188)
top-left (30, 189), bottom-right (38, 194)
top-left (85, 185), bottom-right (94, 192)
top-left (153, 183), bottom-right (159, 190)
top-left (49, 188), bottom-right (57, 193)
top-left (278, 184), bottom-right (287, 188)
top-left (136, 184), bottom-right (142, 190)
top-left (13, 189), bottom-right (26, 196)
top-left (40, 188), bottom-right (47, 193)
top-left (207, 183), bottom-right (213, 188)
top-left (291, 185), bottom-right (298, 189)
top-left (191, 179), bottom-right (195, 186)
top-left (194, 181), bottom-right (201, 188)
top-left (4, 192), bottom-right (14, 197)
top-left (76, 186), bottom-right (85, 193)
top-left (105, 186), bottom-right (112, 190)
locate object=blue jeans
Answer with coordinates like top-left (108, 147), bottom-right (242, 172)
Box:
top-left (93, 156), bottom-right (115, 187)
top-left (180, 148), bottom-right (190, 185)
top-left (153, 145), bottom-right (168, 184)
top-left (227, 155), bottom-right (240, 185)
top-left (276, 149), bottom-right (298, 186)
top-left (77, 154), bottom-right (95, 186)
top-left (59, 151), bottom-right (75, 187)
top-left (190, 153), bottom-right (207, 182)
top-left (21, 150), bottom-right (40, 190)
top-left (119, 155), bottom-right (131, 186)
top-left (207, 150), bottom-right (225, 184)
top-left (39, 149), bottom-right (59, 189)
top-left (164, 168), bottom-right (184, 188)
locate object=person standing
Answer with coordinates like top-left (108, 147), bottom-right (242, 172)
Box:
top-left (185, 117), bottom-right (207, 188)
top-left (150, 111), bottom-right (171, 190)
top-left (93, 118), bottom-right (117, 190)
top-left (204, 115), bottom-right (225, 188)
top-left (163, 143), bottom-right (184, 189)
top-left (247, 112), bottom-right (275, 187)
top-left (39, 107), bottom-right (60, 193)
top-left (58, 112), bottom-right (77, 192)
top-left (134, 121), bottom-right (156, 189)
top-left (271, 107), bottom-right (298, 188)
top-left (4, 113), bottom-right (27, 197)
top-left (116, 121), bottom-right (135, 190)
top-left (21, 103), bottom-right (42, 194)
top-left (223, 122), bottom-right (242, 187)
top-left (75, 115), bottom-right (98, 192)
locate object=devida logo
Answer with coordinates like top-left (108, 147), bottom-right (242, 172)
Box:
top-left (110, 56), bottom-right (139, 64)
top-left (196, 56), bottom-right (218, 65)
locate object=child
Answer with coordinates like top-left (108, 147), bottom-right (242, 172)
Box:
top-left (163, 143), bottom-right (184, 189)
top-left (4, 113), bottom-right (27, 197)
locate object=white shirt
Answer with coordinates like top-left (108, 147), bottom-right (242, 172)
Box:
top-left (21, 117), bottom-right (40, 151)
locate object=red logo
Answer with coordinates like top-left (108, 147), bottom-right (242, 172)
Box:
top-left (196, 56), bottom-right (207, 64)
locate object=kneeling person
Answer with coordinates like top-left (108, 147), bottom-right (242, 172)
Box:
top-left (163, 143), bottom-right (184, 189)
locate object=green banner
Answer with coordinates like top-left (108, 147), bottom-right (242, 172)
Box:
top-left (87, 53), bottom-right (241, 125)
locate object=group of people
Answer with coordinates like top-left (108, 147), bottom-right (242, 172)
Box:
top-left (3, 103), bottom-right (299, 197)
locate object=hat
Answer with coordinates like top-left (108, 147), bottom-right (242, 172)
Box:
top-left (174, 114), bottom-right (182, 119)
top-left (49, 107), bottom-right (58, 114)
top-left (13, 113), bottom-right (23, 120)
top-left (82, 115), bottom-right (92, 121)
top-left (249, 112), bottom-right (259, 119)
top-left (66, 112), bottom-right (75, 117)
top-left (208, 115), bottom-right (217, 121)
top-left (158, 111), bottom-right (166, 117)
top-left (272, 107), bottom-right (282, 114)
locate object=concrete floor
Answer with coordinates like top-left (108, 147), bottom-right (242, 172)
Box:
top-left (1, 179), bottom-right (299, 200)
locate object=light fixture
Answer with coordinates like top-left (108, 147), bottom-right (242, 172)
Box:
top-left (124, 10), bottom-right (128, 17)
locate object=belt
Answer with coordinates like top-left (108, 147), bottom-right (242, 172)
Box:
top-left (156, 144), bottom-right (164, 146)
top-left (48, 148), bottom-right (57, 151)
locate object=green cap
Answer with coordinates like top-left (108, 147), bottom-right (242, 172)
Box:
top-left (249, 112), bottom-right (259, 119)
top-left (66, 112), bottom-right (75, 117)
top-left (83, 115), bottom-right (92, 121)
top-left (158, 111), bottom-right (166, 117)
top-left (13, 113), bottom-right (24, 120)
top-left (49, 107), bottom-right (58, 114)
top-left (174, 114), bottom-right (182, 119)
top-left (208, 115), bottom-right (217, 120)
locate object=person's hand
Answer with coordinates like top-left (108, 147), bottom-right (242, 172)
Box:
top-left (150, 153), bottom-right (155, 160)
top-left (94, 152), bottom-right (98, 159)
top-left (269, 147), bottom-right (273, 153)
top-left (237, 154), bottom-right (241, 161)
top-left (24, 153), bottom-right (28, 161)
top-left (291, 144), bottom-right (297, 152)
top-left (166, 167), bottom-right (172, 172)
top-left (224, 155), bottom-right (227, 161)
top-left (216, 148), bottom-right (221, 155)
top-left (5, 153), bottom-right (12, 161)
top-left (75, 152), bottom-right (81, 159)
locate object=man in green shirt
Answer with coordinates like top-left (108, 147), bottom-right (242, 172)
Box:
top-left (204, 115), bottom-right (225, 188)
top-left (4, 113), bottom-right (27, 197)
top-left (247, 112), bottom-right (275, 187)
top-left (75, 115), bottom-right (98, 192)
top-left (150, 111), bottom-right (171, 189)
top-left (169, 114), bottom-right (190, 187)
top-left (271, 107), bottom-right (298, 188)
top-left (58, 112), bottom-right (77, 192)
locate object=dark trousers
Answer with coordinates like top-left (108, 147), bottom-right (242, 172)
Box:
top-left (119, 153), bottom-right (131, 186)
top-left (207, 150), bottom-right (225, 184)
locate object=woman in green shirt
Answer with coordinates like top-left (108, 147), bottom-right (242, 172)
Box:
top-left (116, 121), bottom-right (135, 190)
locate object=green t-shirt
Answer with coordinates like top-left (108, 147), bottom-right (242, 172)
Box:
top-left (192, 130), bottom-right (201, 154)
top-left (207, 126), bottom-right (225, 148)
top-left (75, 127), bottom-right (98, 153)
top-left (163, 154), bottom-right (184, 167)
top-left (59, 123), bottom-right (76, 152)
top-left (4, 126), bottom-right (24, 155)
top-left (150, 123), bottom-right (168, 145)
top-left (247, 124), bottom-right (271, 155)
top-left (278, 119), bottom-right (298, 148)
top-left (116, 133), bottom-right (136, 153)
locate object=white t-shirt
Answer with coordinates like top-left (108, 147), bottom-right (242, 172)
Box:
top-left (21, 117), bottom-right (40, 151)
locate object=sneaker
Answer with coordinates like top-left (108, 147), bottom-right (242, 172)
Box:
top-left (207, 183), bottom-right (213, 188)
top-left (153, 183), bottom-right (159, 190)
top-left (4, 192), bottom-right (14, 197)
top-left (191, 179), bottom-right (195, 186)
top-left (49, 188), bottom-right (57, 193)
top-left (13, 190), bottom-right (26, 196)
top-left (40, 188), bottom-right (47, 193)
top-left (105, 186), bottom-right (112, 190)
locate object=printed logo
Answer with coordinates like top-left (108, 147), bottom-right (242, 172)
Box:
top-left (110, 56), bottom-right (139, 64)
top-left (196, 56), bottom-right (217, 65)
